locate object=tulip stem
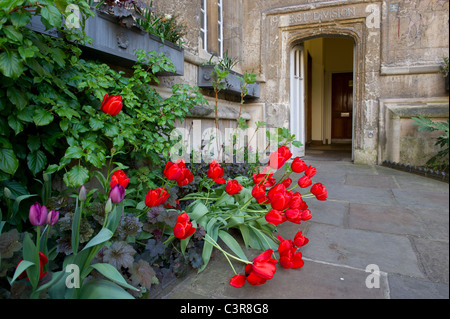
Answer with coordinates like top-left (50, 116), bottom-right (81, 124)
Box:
top-left (35, 226), bottom-right (41, 254)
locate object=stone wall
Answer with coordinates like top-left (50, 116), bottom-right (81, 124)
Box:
top-left (150, 0), bottom-right (448, 165)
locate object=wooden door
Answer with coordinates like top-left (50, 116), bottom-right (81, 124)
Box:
top-left (331, 72), bottom-right (353, 139)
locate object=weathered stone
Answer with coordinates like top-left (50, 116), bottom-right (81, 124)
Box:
top-left (388, 275), bottom-right (449, 299)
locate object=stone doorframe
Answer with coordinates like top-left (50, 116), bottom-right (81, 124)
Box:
top-left (260, 1), bottom-right (382, 164)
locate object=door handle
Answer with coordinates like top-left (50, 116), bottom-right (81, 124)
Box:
top-left (341, 112), bottom-right (350, 118)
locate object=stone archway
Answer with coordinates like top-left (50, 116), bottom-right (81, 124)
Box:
top-left (260, 2), bottom-right (382, 164)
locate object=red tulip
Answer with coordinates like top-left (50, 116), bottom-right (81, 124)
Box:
top-left (110, 170), bottom-right (130, 188)
top-left (288, 192), bottom-right (303, 210)
top-left (291, 157), bottom-right (307, 173)
top-left (311, 183), bottom-right (328, 201)
top-left (293, 231), bottom-right (309, 247)
top-left (281, 178), bottom-right (292, 188)
top-left (207, 160), bottom-right (226, 184)
top-left (173, 213), bottom-right (196, 240)
top-left (285, 208), bottom-right (302, 224)
top-left (164, 159), bottom-right (186, 182)
top-left (226, 180), bottom-right (243, 195)
top-left (298, 175), bottom-right (312, 188)
top-left (145, 188), bottom-right (170, 207)
top-left (253, 170), bottom-right (276, 187)
top-left (230, 274), bottom-right (246, 288)
top-left (252, 184), bottom-right (266, 200)
top-left (267, 183), bottom-right (286, 200)
top-left (277, 235), bottom-right (304, 269)
top-left (265, 209), bottom-right (287, 225)
top-left (301, 209), bottom-right (312, 221)
top-left (101, 94), bottom-right (123, 116)
top-left (268, 146), bottom-right (292, 169)
top-left (305, 165), bottom-right (317, 178)
top-left (270, 191), bottom-right (292, 211)
top-left (177, 167), bottom-right (194, 187)
top-left (245, 249), bottom-right (277, 285)
top-left (17, 252), bottom-right (48, 281)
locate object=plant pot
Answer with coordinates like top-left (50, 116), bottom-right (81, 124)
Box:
top-left (27, 11), bottom-right (184, 76)
top-left (198, 65), bottom-right (260, 98)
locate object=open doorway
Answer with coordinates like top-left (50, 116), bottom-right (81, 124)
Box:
top-left (290, 37), bottom-right (354, 160)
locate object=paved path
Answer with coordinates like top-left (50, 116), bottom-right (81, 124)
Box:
top-left (159, 154), bottom-right (449, 299)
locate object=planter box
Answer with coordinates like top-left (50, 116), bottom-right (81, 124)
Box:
top-left (198, 65), bottom-right (260, 98)
top-left (27, 11), bottom-right (184, 76)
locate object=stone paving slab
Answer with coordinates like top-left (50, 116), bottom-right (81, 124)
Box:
top-left (345, 174), bottom-right (399, 189)
top-left (412, 237), bottom-right (449, 284)
top-left (388, 275), bottom-right (449, 299)
top-left (348, 203), bottom-right (428, 237)
top-left (392, 189), bottom-right (450, 210)
top-left (301, 224), bottom-right (424, 278)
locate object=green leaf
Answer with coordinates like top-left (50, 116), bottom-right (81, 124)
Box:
top-left (33, 109), bottom-right (54, 126)
top-left (79, 279), bottom-right (134, 299)
top-left (0, 148), bottom-right (19, 175)
top-left (10, 11), bottom-right (31, 28)
top-left (66, 165), bottom-right (89, 187)
top-left (218, 230), bottom-right (249, 262)
top-left (64, 145), bottom-right (84, 159)
top-left (27, 150), bottom-right (47, 175)
top-left (89, 118), bottom-right (104, 131)
top-left (8, 115), bottom-right (23, 135)
top-left (3, 25), bottom-right (23, 43)
top-left (22, 233), bottom-right (40, 290)
top-left (7, 86), bottom-right (28, 110)
top-left (188, 201), bottom-right (209, 220)
top-left (27, 135), bottom-right (41, 152)
top-left (90, 263), bottom-right (139, 291)
top-left (82, 228), bottom-right (113, 251)
top-left (0, 50), bottom-right (23, 79)
top-left (10, 260), bottom-right (34, 285)
top-left (40, 5), bottom-right (62, 29)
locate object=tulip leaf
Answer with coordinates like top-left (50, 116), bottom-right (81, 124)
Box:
top-left (79, 279), bottom-right (134, 299)
top-left (82, 228), bottom-right (113, 252)
top-left (90, 263), bottom-right (139, 292)
top-left (22, 233), bottom-right (40, 289)
top-left (218, 230), bottom-right (249, 262)
top-left (10, 260), bottom-right (34, 285)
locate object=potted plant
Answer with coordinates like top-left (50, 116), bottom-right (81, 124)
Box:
top-left (198, 52), bottom-right (261, 98)
top-left (26, 0), bottom-right (185, 76)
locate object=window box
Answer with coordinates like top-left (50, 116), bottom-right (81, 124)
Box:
top-left (198, 64), bottom-right (260, 98)
top-left (27, 10), bottom-right (184, 76)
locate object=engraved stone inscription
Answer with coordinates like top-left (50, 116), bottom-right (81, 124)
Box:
top-left (289, 6), bottom-right (357, 24)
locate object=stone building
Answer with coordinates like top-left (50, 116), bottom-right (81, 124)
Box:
top-left (153, 0), bottom-right (449, 165)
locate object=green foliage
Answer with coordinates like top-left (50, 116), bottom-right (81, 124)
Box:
top-left (0, 0), bottom-right (207, 227)
top-left (412, 116), bottom-right (449, 171)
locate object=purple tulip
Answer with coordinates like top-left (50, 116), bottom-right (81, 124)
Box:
top-left (109, 184), bottom-right (125, 203)
top-left (47, 210), bottom-right (59, 226)
top-left (29, 202), bottom-right (48, 226)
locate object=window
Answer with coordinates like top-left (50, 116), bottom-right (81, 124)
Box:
top-left (200, 0), bottom-right (223, 58)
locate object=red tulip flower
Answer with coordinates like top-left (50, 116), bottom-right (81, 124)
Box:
top-left (305, 165), bottom-right (317, 178)
top-left (281, 178), bottom-right (292, 188)
top-left (291, 157), bottom-right (307, 173)
top-left (270, 191), bottom-right (292, 211)
top-left (311, 183), bottom-right (328, 201)
top-left (252, 184), bottom-right (266, 200)
top-left (207, 160), bottom-right (226, 184)
top-left (298, 175), bottom-right (312, 188)
top-left (164, 159), bottom-right (186, 182)
top-left (17, 252), bottom-right (48, 281)
top-left (245, 249), bottom-right (277, 286)
top-left (101, 94), bottom-right (123, 116)
top-left (277, 235), bottom-right (304, 269)
top-left (288, 192), bottom-right (303, 210)
top-left (285, 208), bottom-right (302, 224)
top-left (173, 213), bottom-right (196, 240)
top-left (265, 209), bottom-right (287, 225)
top-left (268, 146), bottom-right (292, 169)
top-left (293, 231), bottom-right (309, 247)
top-left (110, 170), bottom-right (130, 188)
top-left (226, 180), bottom-right (243, 195)
top-left (229, 274), bottom-right (246, 288)
top-left (145, 188), bottom-right (170, 207)
top-left (177, 167), bottom-right (194, 187)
